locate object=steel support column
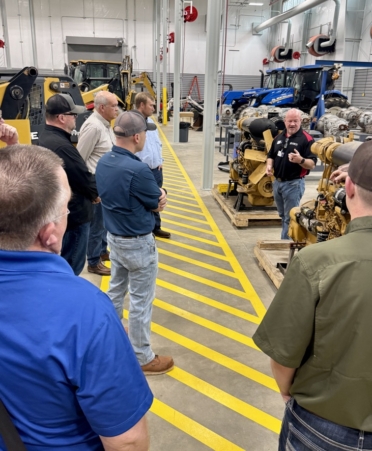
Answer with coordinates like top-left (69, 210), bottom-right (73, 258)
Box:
top-left (156, 0), bottom-right (161, 114)
top-left (202, 0), bottom-right (223, 190)
top-left (0, 0), bottom-right (11, 67)
top-left (172, 0), bottom-right (182, 142)
top-left (162, 0), bottom-right (168, 125)
top-left (29, 0), bottom-right (38, 67)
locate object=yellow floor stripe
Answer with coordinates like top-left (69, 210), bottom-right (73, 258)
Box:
top-left (156, 279), bottom-right (261, 324)
top-left (159, 228), bottom-right (221, 247)
top-left (154, 299), bottom-right (259, 350)
top-left (158, 249), bottom-right (238, 278)
top-left (161, 219), bottom-right (216, 235)
top-left (163, 182), bottom-right (192, 191)
top-left (166, 192), bottom-right (199, 202)
top-left (159, 263), bottom-right (253, 302)
top-left (167, 205), bottom-right (206, 216)
top-left (122, 310), bottom-right (277, 392)
top-left (167, 198), bottom-right (202, 208)
top-left (163, 176), bottom-right (191, 184)
top-left (151, 399), bottom-right (245, 451)
top-left (161, 211), bottom-right (210, 225)
top-left (156, 239), bottom-right (228, 261)
top-left (168, 367), bottom-right (281, 434)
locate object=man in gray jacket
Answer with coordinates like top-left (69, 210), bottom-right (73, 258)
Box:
top-left (78, 91), bottom-right (119, 276)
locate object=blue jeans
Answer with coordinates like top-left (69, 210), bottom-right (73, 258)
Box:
top-left (106, 232), bottom-right (157, 366)
top-left (151, 167), bottom-right (163, 230)
top-left (87, 203), bottom-right (108, 266)
top-left (273, 178), bottom-right (305, 240)
top-left (61, 222), bottom-right (90, 276)
top-left (280, 398), bottom-right (372, 450)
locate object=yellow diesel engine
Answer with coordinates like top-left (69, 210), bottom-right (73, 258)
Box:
top-left (229, 117), bottom-right (283, 207)
top-left (288, 136), bottom-right (362, 244)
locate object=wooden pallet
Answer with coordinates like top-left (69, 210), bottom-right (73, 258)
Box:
top-left (254, 240), bottom-right (291, 288)
top-left (211, 185), bottom-right (281, 228)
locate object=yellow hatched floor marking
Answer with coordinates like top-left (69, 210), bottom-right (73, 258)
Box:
top-left (159, 263), bottom-right (253, 300)
top-left (154, 299), bottom-right (259, 350)
top-left (163, 177), bottom-right (190, 185)
top-left (156, 279), bottom-right (261, 324)
top-left (156, 239), bottom-right (229, 261)
top-left (161, 211), bottom-right (210, 224)
top-left (158, 249), bottom-right (238, 278)
top-left (157, 126), bottom-right (267, 319)
top-left (163, 182), bottom-right (193, 190)
top-left (168, 367), bottom-right (281, 434)
top-left (151, 399), bottom-right (246, 451)
top-left (166, 192), bottom-right (199, 202)
top-left (167, 205), bottom-right (206, 216)
top-left (166, 197), bottom-right (201, 208)
top-left (121, 310), bottom-right (278, 392)
top-left (161, 219), bottom-right (215, 235)
top-left (159, 229), bottom-right (222, 246)
top-left (164, 175), bottom-right (189, 183)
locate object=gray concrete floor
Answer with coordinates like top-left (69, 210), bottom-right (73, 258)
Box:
top-left (81, 120), bottom-right (320, 451)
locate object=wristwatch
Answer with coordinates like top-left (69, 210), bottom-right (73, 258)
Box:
top-left (300, 158), bottom-right (305, 165)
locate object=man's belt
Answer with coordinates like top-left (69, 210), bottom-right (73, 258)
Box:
top-left (111, 232), bottom-right (151, 239)
top-left (276, 176), bottom-right (304, 182)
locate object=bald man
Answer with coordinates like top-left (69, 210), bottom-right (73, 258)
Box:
top-left (78, 91), bottom-right (119, 276)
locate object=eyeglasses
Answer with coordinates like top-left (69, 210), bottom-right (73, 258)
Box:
top-left (53, 209), bottom-right (70, 223)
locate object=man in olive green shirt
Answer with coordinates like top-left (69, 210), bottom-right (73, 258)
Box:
top-left (253, 140), bottom-right (372, 449)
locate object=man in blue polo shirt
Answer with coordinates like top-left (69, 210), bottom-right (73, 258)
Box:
top-left (96, 111), bottom-right (174, 376)
top-left (0, 144), bottom-right (152, 450)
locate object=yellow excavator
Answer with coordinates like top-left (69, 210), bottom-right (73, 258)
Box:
top-left (68, 57), bottom-right (157, 111)
top-left (0, 66), bottom-right (88, 146)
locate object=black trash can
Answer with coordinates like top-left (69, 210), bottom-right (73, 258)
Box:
top-left (179, 121), bottom-right (190, 143)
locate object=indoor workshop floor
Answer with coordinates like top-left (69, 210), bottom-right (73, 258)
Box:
top-left (82, 118), bottom-right (320, 451)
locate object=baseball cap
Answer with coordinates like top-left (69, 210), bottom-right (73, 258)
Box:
top-left (348, 140), bottom-right (372, 191)
top-left (46, 93), bottom-right (86, 115)
top-left (113, 111), bottom-right (157, 137)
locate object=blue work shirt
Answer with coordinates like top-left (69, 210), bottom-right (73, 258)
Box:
top-left (96, 144), bottom-right (161, 236)
top-left (136, 118), bottom-right (163, 169)
top-left (0, 250), bottom-right (153, 451)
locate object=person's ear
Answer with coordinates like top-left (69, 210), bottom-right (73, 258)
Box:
top-left (345, 176), bottom-right (355, 199)
top-left (38, 222), bottom-right (59, 249)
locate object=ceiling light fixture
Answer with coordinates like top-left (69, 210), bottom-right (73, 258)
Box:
top-left (249, 2), bottom-right (264, 5)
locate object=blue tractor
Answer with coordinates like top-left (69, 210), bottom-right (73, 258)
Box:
top-left (220, 68), bottom-right (296, 122)
top-left (231, 65), bottom-right (349, 120)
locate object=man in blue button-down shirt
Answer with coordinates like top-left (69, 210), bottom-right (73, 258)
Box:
top-left (135, 92), bottom-right (171, 239)
top-left (96, 111), bottom-right (174, 376)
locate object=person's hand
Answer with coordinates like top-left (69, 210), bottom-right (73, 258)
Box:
top-left (266, 164), bottom-right (273, 177)
top-left (158, 165), bottom-right (163, 170)
top-left (282, 394), bottom-right (291, 404)
top-left (0, 122), bottom-right (18, 145)
top-left (288, 149), bottom-right (302, 164)
top-left (92, 196), bottom-right (101, 204)
top-left (330, 164), bottom-right (349, 183)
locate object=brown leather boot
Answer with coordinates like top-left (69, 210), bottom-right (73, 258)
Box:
top-left (87, 262), bottom-right (111, 276)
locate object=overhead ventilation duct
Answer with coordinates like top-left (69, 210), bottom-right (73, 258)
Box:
top-left (253, 0), bottom-right (327, 34)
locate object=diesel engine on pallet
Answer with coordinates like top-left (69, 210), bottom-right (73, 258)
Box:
top-left (288, 136), bottom-right (362, 245)
top-left (229, 116), bottom-right (284, 207)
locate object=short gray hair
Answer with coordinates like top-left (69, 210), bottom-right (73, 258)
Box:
top-left (94, 91), bottom-right (113, 109)
top-left (0, 145), bottom-right (66, 250)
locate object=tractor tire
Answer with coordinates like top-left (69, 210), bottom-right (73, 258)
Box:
top-left (234, 104), bottom-right (249, 120)
top-left (324, 97), bottom-right (350, 109)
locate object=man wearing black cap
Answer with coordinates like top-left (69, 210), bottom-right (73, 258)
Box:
top-left (39, 93), bottom-right (99, 275)
top-left (96, 111), bottom-right (174, 376)
top-left (253, 141), bottom-right (372, 448)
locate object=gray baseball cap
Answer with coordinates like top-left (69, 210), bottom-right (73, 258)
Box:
top-left (46, 93), bottom-right (86, 115)
top-left (114, 111), bottom-right (157, 137)
top-left (348, 140), bottom-right (372, 191)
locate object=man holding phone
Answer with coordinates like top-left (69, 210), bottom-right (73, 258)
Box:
top-left (266, 109), bottom-right (316, 239)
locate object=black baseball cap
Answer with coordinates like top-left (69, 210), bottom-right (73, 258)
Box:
top-left (348, 140), bottom-right (372, 191)
top-left (46, 94), bottom-right (86, 115)
top-left (113, 111), bottom-right (156, 137)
